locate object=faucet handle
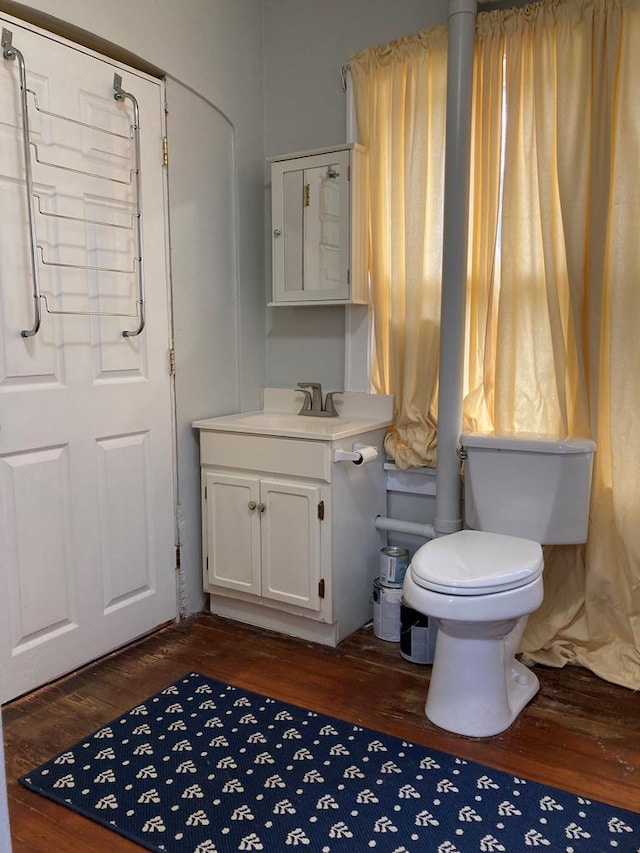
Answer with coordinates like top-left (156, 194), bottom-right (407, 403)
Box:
top-left (323, 391), bottom-right (342, 417)
top-left (296, 382), bottom-right (323, 411)
top-left (297, 388), bottom-right (312, 413)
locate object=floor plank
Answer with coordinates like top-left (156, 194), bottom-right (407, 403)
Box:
top-left (3, 613), bottom-right (639, 851)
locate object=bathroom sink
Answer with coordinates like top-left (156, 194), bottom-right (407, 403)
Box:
top-left (193, 389), bottom-right (394, 441)
top-left (192, 410), bottom-right (392, 441)
top-left (231, 413), bottom-right (324, 429)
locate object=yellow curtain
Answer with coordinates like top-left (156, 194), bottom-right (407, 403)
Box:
top-left (353, 0), bottom-right (640, 689)
top-left (469, 0), bottom-right (640, 689)
top-left (351, 28), bottom-right (449, 469)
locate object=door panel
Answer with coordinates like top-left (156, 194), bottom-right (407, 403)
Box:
top-left (96, 431), bottom-right (153, 610)
top-left (0, 16), bottom-right (176, 702)
top-left (1, 444), bottom-right (75, 649)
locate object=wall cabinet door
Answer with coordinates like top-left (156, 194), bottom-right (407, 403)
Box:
top-left (269, 144), bottom-right (367, 306)
top-left (204, 471), bottom-right (261, 595)
top-left (260, 478), bottom-right (322, 611)
top-left (204, 471), bottom-right (323, 613)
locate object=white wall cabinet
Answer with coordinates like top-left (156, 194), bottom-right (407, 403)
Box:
top-left (269, 144), bottom-right (367, 306)
top-left (196, 406), bottom-right (391, 646)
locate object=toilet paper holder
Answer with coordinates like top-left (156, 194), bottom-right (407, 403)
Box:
top-left (333, 443), bottom-right (379, 465)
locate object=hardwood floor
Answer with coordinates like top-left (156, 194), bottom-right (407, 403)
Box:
top-left (3, 613), bottom-right (639, 851)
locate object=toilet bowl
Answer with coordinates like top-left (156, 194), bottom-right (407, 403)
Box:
top-left (403, 529), bottom-right (544, 737)
top-left (402, 431), bottom-right (595, 737)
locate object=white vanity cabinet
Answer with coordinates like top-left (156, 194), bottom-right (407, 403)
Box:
top-left (194, 394), bottom-right (393, 646)
top-left (201, 434), bottom-right (326, 616)
top-left (269, 144), bottom-right (367, 306)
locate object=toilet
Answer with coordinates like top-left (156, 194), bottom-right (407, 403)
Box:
top-left (403, 432), bottom-right (596, 737)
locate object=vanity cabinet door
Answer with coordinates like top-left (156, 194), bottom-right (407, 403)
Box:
top-left (204, 471), bottom-right (261, 596)
top-left (203, 470), bottom-right (324, 613)
top-left (260, 479), bottom-right (323, 612)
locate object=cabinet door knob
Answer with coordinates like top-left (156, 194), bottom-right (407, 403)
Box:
top-left (248, 501), bottom-right (257, 511)
top-left (257, 502), bottom-right (266, 513)
top-left (273, 229), bottom-right (282, 237)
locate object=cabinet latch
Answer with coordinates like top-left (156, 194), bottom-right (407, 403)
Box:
top-left (318, 578), bottom-right (325, 599)
top-left (317, 500), bottom-right (325, 521)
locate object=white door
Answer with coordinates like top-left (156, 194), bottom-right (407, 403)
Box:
top-left (0, 17), bottom-right (176, 702)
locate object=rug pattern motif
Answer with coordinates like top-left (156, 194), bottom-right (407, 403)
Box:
top-left (20, 672), bottom-right (640, 853)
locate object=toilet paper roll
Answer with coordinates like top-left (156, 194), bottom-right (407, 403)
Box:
top-left (354, 445), bottom-right (378, 465)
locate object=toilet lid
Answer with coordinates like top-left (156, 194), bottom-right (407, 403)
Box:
top-left (410, 530), bottom-right (543, 595)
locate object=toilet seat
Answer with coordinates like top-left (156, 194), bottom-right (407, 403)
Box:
top-left (410, 529), bottom-right (543, 596)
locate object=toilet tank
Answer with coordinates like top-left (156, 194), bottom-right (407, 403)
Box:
top-left (460, 433), bottom-right (596, 544)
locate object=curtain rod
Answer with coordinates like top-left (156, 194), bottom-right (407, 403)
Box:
top-left (341, 0), bottom-right (541, 91)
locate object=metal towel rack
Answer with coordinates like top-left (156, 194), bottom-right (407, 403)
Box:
top-left (1, 28), bottom-right (146, 338)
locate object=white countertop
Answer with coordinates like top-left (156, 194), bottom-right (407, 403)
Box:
top-left (193, 389), bottom-right (394, 442)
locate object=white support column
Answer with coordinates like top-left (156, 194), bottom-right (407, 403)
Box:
top-left (434, 0), bottom-right (477, 535)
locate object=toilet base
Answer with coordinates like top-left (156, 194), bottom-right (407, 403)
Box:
top-left (425, 618), bottom-right (540, 738)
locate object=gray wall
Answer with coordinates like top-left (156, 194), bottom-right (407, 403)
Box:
top-left (263, 0), bottom-right (449, 391)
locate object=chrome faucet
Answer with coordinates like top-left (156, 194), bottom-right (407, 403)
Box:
top-left (296, 383), bottom-right (342, 417)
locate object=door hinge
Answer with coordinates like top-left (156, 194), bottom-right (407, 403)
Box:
top-left (169, 347), bottom-right (176, 375)
top-left (317, 500), bottom-right (325, 521)
top-left (162, 136), bottom-right (168, 166)
top-left (204, 485), bottom-right (207, 500)
top-left (318, 578), bottom-right (325, 599)
top-left (304, 183), bottom-right (311, 207)
top-left (175, 545), bottom-right (181, 573)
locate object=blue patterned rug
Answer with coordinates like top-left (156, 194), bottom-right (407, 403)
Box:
top-left (20, 672), bottom-right (639, 852)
